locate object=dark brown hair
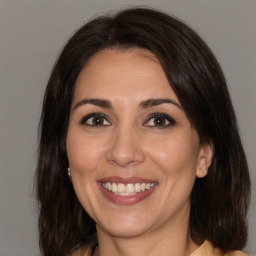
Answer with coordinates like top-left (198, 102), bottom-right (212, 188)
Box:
top-left (36, 7), bottom-right (251, 256)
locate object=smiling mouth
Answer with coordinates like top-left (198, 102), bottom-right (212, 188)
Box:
top-left (98, 177), bottom-right (157, 205)
top-left (102, 182), bottom-right (155, 196)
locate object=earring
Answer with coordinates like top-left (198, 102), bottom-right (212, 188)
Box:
top-left (67, 167), bottom-right (72, 182)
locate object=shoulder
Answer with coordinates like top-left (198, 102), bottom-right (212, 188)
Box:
top-left (70, 245), bottom-right (92, 256)
top-left (191, 240), bottom-right (248, 256)
top-left (224, 251), bottom-right (248, 256)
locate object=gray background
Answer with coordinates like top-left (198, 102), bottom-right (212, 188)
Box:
top-left (0, 0), bottom-right (255, 255)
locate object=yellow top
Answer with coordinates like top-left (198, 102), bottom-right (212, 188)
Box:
top-left (71, 240), bottom-right (248, 256)
top-left (191, 240), bottom-right (247, 256)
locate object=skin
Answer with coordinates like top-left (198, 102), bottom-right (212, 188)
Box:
top-left (66, 48), bottom-right (213, 256)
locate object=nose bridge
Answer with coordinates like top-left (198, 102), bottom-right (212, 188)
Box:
top-left (107, 121), bottom-right (145, 167)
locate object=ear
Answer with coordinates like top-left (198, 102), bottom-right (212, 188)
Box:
top-left (196, 141), bottom-right (214, 178)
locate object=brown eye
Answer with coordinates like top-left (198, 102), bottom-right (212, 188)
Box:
top-left (153, 117), bottom-right (167, 126)
top-left (144, 113), bottom-right (175, 128)
top-left (92, 116), bottom-right (105, 126)
top-left (81, 113), bottom-right (111, 126)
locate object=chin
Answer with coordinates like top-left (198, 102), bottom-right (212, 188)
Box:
top-left (95, 211), bottom-right (154, 238)
top-left (97, 222), bottom-right (151, 238)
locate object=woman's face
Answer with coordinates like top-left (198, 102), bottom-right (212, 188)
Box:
top-left (66, 48), bottom-right (212, 238)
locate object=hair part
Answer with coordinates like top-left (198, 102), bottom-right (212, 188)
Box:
top-left (36, 7), bottom-right (250, 256)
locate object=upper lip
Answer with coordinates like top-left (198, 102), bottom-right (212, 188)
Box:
top-left (98, 176), bottom-right (157, 184)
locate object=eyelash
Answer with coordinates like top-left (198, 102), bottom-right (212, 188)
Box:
top-left (144, 113), bottom-right (176, 128)
top-left (80, 113), bottom-right (110, 126)
top-left (79, 112), bottom-right (176, 128)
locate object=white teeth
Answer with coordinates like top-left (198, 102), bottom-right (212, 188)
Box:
top-left (117, 183), bottom-right (125, 193)
top-left (111, 183), bottom-right (118, 193)
top-left (102, 182), bottom-right (154, 195)
top-left (135, 183), bottom-right (141, 192)
top-left (126, 184), bottom-right (134, 193)
top-left (106, 182), bottom-right (111, 191)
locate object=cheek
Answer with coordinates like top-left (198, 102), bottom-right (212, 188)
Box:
top-left (66, 131), bottom-right (104, 176)
top-left (146, 133), bottom-right (200, 176)
top-left (66, 131), bottom-right (103, 217)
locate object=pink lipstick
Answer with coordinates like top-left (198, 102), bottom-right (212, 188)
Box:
top-left (98, 176), bottom-right (157, 205)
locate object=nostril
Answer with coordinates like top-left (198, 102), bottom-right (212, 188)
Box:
top-left (106, 136), bottom-right (145, 167)
top-left (107, 151), bottom-right (145, 167)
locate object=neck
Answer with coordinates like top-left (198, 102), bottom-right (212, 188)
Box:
top-left (94, 217), bottom-right (199, 256)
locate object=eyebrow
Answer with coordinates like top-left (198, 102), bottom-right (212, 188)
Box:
top-left (73, 98), bottom-right (182, 110)
top-left (73, 99), bottom-right (113, 110)
top-left (139, 98), bottom-right (182, 109)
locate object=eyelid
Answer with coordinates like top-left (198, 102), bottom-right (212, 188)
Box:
top-left (79, 112), bottom-right (175, 128)
top-left (79, 112), bottom-right (111, 126)
top-left (144, 113), bottom-right (176, 127)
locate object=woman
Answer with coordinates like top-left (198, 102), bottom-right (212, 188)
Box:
top-left (36, 7), bottom-right (251, 256)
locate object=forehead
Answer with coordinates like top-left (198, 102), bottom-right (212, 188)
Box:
top-left (73, 48), bottom-right (179, 103)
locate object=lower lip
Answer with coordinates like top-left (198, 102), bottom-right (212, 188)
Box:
top-left (98, 183), bottom-right (156, 205)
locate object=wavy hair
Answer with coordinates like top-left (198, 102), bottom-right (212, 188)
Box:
top-left (36, 7), bottom-right (250, 256)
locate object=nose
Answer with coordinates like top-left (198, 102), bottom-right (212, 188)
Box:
top-left (106, 126), bottom-right (145, 167)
